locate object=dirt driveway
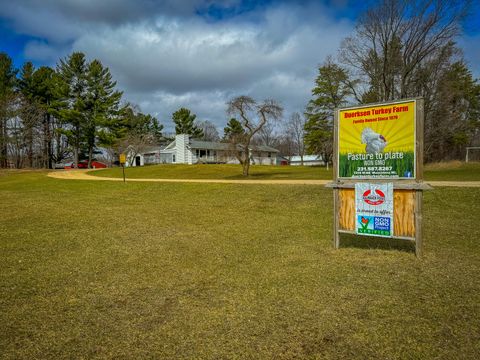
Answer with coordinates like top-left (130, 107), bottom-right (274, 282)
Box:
top-left (47, 170), bottom-right (480, 187)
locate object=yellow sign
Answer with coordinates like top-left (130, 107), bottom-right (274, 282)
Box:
top-left (119, 153), bottom-right (126, 164)
top-left (338, 100), bottom-right (416, 178)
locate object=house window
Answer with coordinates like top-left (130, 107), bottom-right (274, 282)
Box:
top-left (268, 152), bottom-right (271, 158)
top-left (172, 154), bottom-right (176, 163)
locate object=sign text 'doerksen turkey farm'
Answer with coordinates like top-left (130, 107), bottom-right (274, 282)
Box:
top-left (338, 100), bottom-right (416, 179)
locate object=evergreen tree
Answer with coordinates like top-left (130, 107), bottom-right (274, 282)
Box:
top-left (172, 107), bottom-right (203, 138)
top-left (18, 62), bottom-right (37, 167)
top-left (102, 105), bottom-right (164, 165)
top-left (54, 52), bottom-right (88, 168)
top-left (12, 63), bottom-right (60, 168)
top-left (0, 53), bottom-right (17, 168)
top-left (427, 61), bottom-right (480, 160)
top-left (32, 66), bottom-right (61, 168)
top-left (223, 118), bottom-right (245, 141)
top-left (304, 59), bottom-right (351, 164)
top-left (150, 116), bottom-right (164, 144)
top-left (84, 59), bottom-right (123, 168)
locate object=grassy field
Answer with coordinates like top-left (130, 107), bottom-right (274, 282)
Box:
top-left (90, 161), bottom-right (480, 181)
top-left (92, 163), bottom-right (333, 180)
top-left (1, 170), bottom-right (480, 359)
top-left (423, 161), bottom-right (480, 181)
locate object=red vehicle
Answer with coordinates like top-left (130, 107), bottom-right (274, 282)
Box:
top-left (64, 160), bottom-right (107, 169)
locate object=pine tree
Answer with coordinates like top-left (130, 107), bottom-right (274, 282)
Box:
top-left (55, 52), bottom-right (88, 168)
top-left (304, 60), bottom-right (351, 164)
top-left (32, 66), bottom-right (59, 168)
top-left (427, 61), bottom-right (480, 160)
top-left (84, 59), bottom-right (122, 168)
top-left (223, 118), bottom-right (245, 141)
top-left (172, 107), bottom-right (203, 138)
top-left (0, 53), bottom-right (17, 168)
top-left (101, 105), bottom-right (164, 165)
top-left (18, 62), bottom-right (37, 167)
top-left (150, 116), bottom-right (164, 144)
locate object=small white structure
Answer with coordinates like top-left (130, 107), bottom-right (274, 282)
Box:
top-left (288, 155), bottom-right (325, 166)
top-left (128, 134), bottom-right (280, 166)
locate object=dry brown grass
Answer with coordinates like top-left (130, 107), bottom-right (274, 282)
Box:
top-left (425, 160), bottom-right (466, 170)
top-left (1, 171), bottom-right (480, 359)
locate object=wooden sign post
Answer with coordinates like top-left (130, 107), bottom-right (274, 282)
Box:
top-left (328, 98), bottom-right (430, 256)
top-left (119, 153), bottom-right (126, 183)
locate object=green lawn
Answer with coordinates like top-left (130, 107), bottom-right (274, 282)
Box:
top-left (1, 171), bottom-right (480, 359)
top-left (424, 161), bottom-right (480, 181)
top-left (92, 163), bottom-right (334, 180)
top-left (90, 161), bottom-right (480, 181)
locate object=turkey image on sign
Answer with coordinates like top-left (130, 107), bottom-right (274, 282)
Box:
top-left (338, 100), bottom-right (416, 179)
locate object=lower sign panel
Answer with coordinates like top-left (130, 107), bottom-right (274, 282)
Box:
top-left (355, 183), bottom-right (394, 237)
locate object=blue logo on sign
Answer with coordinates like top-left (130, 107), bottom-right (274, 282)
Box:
top-left (374, 217), bottom-right (390, 231)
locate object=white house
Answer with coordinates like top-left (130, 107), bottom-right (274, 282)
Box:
top-left (127, 134), bottom-right (280, 166)
top-left (288, 155), bottom-right (325, 166)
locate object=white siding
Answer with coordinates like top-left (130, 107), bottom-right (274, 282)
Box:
top-left (175, 134), bottom-right (194, 164)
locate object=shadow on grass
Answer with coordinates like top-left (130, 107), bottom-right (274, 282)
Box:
top-left (339, 233), bottom-right (416, 254)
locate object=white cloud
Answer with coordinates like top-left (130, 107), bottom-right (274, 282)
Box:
top-left (68, 2), bottom-right (353, 130)
top-left (2, 1), bottom-right (355, 131)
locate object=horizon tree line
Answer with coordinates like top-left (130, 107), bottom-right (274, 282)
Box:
top-left (1, 0), bottom-right (478, 169)
top-left (0, 51), bottom-right (165, 169)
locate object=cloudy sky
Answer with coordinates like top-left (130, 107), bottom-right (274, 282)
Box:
top-left (1, 0), bottom-right (479, 133)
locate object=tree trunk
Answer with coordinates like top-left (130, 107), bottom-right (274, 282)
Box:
top-left (242, 158), bottom-right (250, 176)
top-left (88, 146), bottom-right (93, 169)
top-left (27, 126), bottom-right (33, 168)
top-left (0, 117), bottom-right (6, 168)
top-left (55, 125), bottom-right (62, 164)
top-left (44, 113), bottom-right (52, 169)
top-left (73, 143), bottom-right (79, 169)
top-left (73, 125), bottom-right (80, 168)
top-left (242, 146), bottom-right (250, 176)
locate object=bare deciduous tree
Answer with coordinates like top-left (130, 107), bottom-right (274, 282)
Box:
top-left (253, 122), bottom-right (277, 147)
top-left (197, 120), bottom-right (220, 141)
top-left (336, 0), bottom-right (477, 161)
top-left (340, 0), bottom-right (468, 102)
top-left (275, 133), bottom-right (296, 159)
top-left (227, 96), bottom-right (283, 176)
top-left (286, 112), bottom-right (306, 165)
top-left (113, 133), bottom-right (155, 167)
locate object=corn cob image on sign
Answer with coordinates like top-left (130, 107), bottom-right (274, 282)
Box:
top-left (338, 100), bottom-right (416, 179)
top-left (355, 183), bottom-right (394, 237)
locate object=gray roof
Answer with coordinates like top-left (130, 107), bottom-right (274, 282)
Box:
top-left (190, 139), bottom-right (279, 153)
top-left (190, 140), bottom-right (231, 151)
